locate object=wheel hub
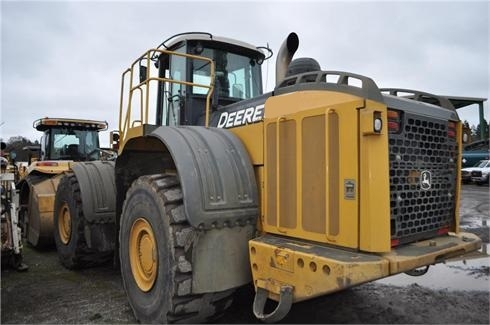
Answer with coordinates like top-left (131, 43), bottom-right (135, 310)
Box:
top-left (58, 202), bottom-right (71, 245)
top-left (129, 218), bottom-right (158, 292)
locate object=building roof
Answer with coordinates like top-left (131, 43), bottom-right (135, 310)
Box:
top-left (441, 96), bottom-right (487, 109)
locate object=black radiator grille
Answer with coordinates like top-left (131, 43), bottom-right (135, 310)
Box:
top-left (389, 112), bottom-right (457, 245)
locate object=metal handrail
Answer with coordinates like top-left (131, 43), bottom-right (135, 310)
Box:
top-left (119, 48), bottom-right (215, 143)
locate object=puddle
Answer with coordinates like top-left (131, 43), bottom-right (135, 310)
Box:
top-left (376, 244), bottom-right (490, 291)
top-left (460, 217), bottom-right (489, 229)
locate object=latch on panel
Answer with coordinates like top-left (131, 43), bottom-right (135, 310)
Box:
top-left (271, 248), bottom-right (294, 272)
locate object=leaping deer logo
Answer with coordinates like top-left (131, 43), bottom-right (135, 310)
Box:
top-left (420, 170), bottom-right (432, 190)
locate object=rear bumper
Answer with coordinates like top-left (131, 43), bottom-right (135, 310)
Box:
top-left (249, 232), bottom-right (481, 302)
top-left (471, 176), bottom-right (488, 183)
top-left (461, 174), bottom-right (472, 182)
top-left (380, 232), bottom-right (481, 274)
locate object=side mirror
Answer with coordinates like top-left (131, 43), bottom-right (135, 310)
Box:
top-left (139, 65), bottom-right (148, 83)
top-left (110, 131), bottom-right (120, 151)
top-left (212, 78), bottom-right (220, 109)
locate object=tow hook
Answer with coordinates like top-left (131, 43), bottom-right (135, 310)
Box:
top-left (253, 285), bottom-right (293, 323)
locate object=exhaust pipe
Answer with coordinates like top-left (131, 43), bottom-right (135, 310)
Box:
top-left (275, 32), bottom-right (299, 86)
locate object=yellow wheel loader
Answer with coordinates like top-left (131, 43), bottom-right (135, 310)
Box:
top-left (53, 32), bottom-right (481, 323)
top-left (17, 118), bottom-right (112, 248)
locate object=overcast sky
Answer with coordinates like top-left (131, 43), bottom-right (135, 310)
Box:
top-left (1, 1), bottom-right (488, 146)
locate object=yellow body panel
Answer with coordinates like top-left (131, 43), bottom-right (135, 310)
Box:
top-left (250, 232), bottom-right (480, 302)
top-left (380, 232), bottom-right (480, 273)
top-left (254, 166), bottom-right (265, 232)
top-left (250, 237), bottom-right (389, 302)
top-left (453, 122), bottom-right (463, 233)
top-left (358, 101), bottom-right (391, 252)
top-left (24, 160), bottom-right (73, 246)
top-left (256, 90), bottom-right (390, 251)
top-left (229, 123), bottom-right (264, 165)
top-left (263, 90), bottom-right (363, 119)
top-left (27, 175), bottom-right (63, 246)
top-left (243, 89), bottom-right (479, 308)
top-left (119, 125), bottom-right (145, 154)
top-left (27, 161), bottom-right (74, 175)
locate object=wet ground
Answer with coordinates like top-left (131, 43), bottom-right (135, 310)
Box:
top-left (1, 184), bottom-right (489, 324)
top-left (377, 184), bottom-right (490, 292)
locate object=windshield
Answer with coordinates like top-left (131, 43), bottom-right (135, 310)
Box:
top-left (192, 48), bottom-right (262, 100)
top-left (47, 128), bottom-right (99, 161)
top-left (475, 160), bottom-right (489, 168)
top-left (158, 43), bottom-right (264, 127)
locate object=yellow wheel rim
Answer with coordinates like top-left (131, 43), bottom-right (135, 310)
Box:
top-left (58, 202), bottom-right (71, 245)
top-left (129, 218), bottom-right (158, 292)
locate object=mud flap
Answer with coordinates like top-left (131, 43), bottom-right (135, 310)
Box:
top-left (253, 285), bottom-right (293, 323)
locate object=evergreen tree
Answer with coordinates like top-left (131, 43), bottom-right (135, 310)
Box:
top-left (0, 136), bottom-right (38, 162)
top-left (473, 120), bottom-right (489, 139)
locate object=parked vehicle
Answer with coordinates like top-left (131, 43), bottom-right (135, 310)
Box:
top-left (17, 118), bottom-right (110, 247)
top-left (469, 160), bottom-right (490, 185)
top-left (461, 160), bottom-right (488, 183)
top-left (462, 139), bottom-right (489, 168)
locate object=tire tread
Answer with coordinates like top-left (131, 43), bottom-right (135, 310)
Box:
top-left (121, 173), bottom-right (234, 323)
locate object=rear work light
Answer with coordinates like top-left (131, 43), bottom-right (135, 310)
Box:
top-left (447, 121), bottom-right (457, 138)
top-left (387, 109), bottom-right (401, 133)
top-left (391, 238), bottom-right (400, 247)
top-left (437, 227), bottom-right (449, 235)
top-left (41, 119), bottom-right (57, 126)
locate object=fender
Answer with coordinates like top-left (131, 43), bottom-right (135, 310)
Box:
top-left (116, 126), bottom-right (259, 293)
top-left (149, 126), bottom-right (259, 229)
top-left (71, 161), bottom-right (116, 224)
top-left (17, 173), bottom-right (60, 247)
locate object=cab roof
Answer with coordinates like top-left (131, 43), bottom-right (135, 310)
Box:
top-left (33, 117), bottom-right (108, 131)
top-left (159, 32), bottom-right (265, 58)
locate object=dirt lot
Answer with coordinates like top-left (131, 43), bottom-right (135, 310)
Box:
top-left (1, 184), bottom-right (489, 324)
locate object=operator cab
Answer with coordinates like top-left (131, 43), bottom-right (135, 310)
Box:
top-left (153, 33), bottom-right (267, 126)
top-left (34, 118), bottom-right (107, 161)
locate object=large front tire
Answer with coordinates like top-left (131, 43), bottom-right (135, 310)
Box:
top-left (119, 174), bottom-right (234, 323)
top-left (53, 173), bottom-right (112, 269)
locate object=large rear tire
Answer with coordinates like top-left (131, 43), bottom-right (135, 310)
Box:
top-left (119, 174), bottom-right (234, 323)
top-left (19, 174), bottom-right (54, 248)
top-left (53, 173), bottom-right (112, 269)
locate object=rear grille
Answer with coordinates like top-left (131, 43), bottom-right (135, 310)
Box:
top-left (389, 112), bottom-right (457, 245)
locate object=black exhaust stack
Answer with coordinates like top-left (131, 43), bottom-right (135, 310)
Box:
top-left (275, 32), bottom-right (299, 86)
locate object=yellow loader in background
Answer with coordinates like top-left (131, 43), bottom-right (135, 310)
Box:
top-left (17, 118), bottom-right (113, 248)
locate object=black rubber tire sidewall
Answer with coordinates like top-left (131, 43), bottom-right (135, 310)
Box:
top-left (119, 182), bottom-right (174, 323)
top-left (53, 174), bottom-right (82, 269)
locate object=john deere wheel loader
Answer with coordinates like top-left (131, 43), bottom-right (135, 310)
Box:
top-left (53, 32), bottom-right (481, 323)
top-left (17, 118), bottom-right (112, 248)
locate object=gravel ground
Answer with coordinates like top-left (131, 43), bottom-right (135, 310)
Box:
top-left (1, 184), bottom-right (489, 324)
